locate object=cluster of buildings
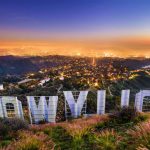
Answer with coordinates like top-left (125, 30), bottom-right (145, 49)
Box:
top-left (1, 57), bottom-right (140, 95)
top-left (24, 57), bottom-right (130, 89)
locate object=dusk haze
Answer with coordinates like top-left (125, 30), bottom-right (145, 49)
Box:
top-left (0, 0), bottom-right (150, 57)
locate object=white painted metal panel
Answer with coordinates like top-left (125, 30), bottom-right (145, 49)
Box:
top-left (27, 96), bottom-right (58, 124)
top-left (27, 96), bottom-right (45, 123)
top-left (0, 97), bottom-right (4, 118)
top-left (64, 91), bottom-right (88, 118)
top-left (121, 90), bottom-right (130, 107)
top-left (135, 90), bottom-right (150, 111)
top-left (97, 90), bottom-right (106, 115)
top-left (0, 96), bottom-right (24, 119)
top-left (44, 96), bottom-right (58, 123)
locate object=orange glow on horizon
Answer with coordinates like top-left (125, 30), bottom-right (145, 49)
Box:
top-left (0, 36), bottom-right (150, 58)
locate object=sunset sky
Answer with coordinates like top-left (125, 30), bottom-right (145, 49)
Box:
top-left (0, 0), bottom-right (150, 57)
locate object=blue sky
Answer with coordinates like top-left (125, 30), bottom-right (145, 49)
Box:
top-left (0, 0), bottom-right (150, 39)
top-left (0, 0), bottom-right (150, 57)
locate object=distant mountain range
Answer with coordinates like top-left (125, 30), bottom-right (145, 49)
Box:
top-left (0, 56), bottom-right (38, 75)
top-left (0, 55), bottom-right (150, 75)
top-left (0, 55), bottom-right (63, 75)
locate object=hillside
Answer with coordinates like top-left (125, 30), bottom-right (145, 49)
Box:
top-left (111, 70), bottom-right (150, 96)
top-left (0, 56), bottom-right (39, 75)
top-left (1, 107), bottom-right (150, 150)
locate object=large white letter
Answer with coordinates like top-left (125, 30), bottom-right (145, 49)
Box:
top-left (27, 96), bottom-right (58, 124)
top-left (0, 96), bottom-right (24, 119)
top-left (63, 91), bottom-right (88, 118)
top-left (135, 90), bottom-right (150, 112)
top-left (121, 90), bottom-right (130, 107)
top-left (97, 90), bottom-right (106, 115)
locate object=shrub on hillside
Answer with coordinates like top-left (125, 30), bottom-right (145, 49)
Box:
top-left (110, 106), bottom-right (137, 124)
top-left (1, 118), bottom-right (29, 131)
top-left (95, 106), bottom-right (147, 131)
top-left (94, 129), bottom-right (121, 150)
top-left (5, 131), bottom-right (54, 150)
top-left (0, 121), bottom-right (10, 138)
top-left (110, 106), bottom-right (145, 124)
top-left (127, 121), bottom-right (150, 150)
top-left (49, 126), bottom-right (73, 149)
top-left (0, 117), bottom-right (29, 141)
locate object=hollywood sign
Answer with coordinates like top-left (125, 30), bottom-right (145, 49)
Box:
top-left (0, 90), bottom-right (150, 124)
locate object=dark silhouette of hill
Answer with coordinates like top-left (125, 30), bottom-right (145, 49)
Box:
top-left (0, 55), bottom-right (149, 75)
top-left (0, 55), bottom-right (39, 75)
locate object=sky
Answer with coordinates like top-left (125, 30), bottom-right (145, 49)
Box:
top-left (0, 0), bottom-right (150, 57)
